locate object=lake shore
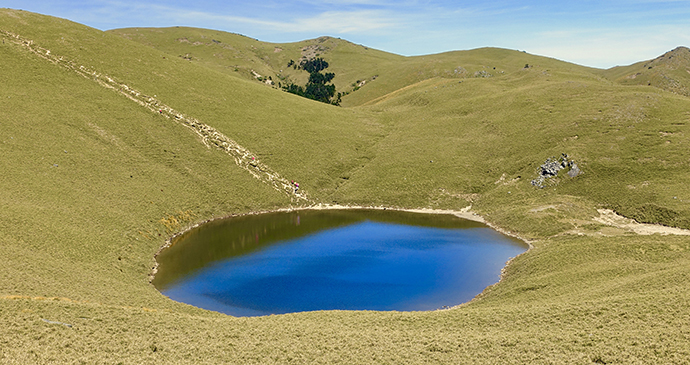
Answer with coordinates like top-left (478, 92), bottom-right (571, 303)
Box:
top-left (151, 203), bottom-right (535, 312)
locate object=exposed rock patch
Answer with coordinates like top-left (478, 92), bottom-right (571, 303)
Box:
top-left (473, 70), bottom-right (492, 78)
top-left (300, 42), bottom-right (330, 62)
top-left (531, 153), bottom-right (581, 188)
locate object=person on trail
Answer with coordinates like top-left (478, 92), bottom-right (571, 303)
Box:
top-left (294, 181), bottom-right (299, 194)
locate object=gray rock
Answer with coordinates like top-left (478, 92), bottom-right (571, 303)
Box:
top-left (567, 163), bottom-right (581, 177)
top-left (532, 153), bottom-right (582, 188)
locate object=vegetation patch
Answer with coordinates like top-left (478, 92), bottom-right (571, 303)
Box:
top-left (283, 57), bottom-right (341, 105)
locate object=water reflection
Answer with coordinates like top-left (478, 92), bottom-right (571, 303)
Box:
top-left (154, 209), bottom-right (527, 316)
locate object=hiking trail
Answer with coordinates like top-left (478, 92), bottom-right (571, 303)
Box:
top-left (0, 29), bottom-right (309, 202)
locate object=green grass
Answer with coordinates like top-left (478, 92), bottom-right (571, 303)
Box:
top-left (2, 8), bottom-right (690, 363)
top-left (598, 46), bottom-right (690, 97)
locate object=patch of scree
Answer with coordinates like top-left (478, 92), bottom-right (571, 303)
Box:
top-left (531, 153), bottom-right (582, 188)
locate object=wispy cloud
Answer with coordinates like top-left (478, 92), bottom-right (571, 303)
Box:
top-left (289, 10), bottom-right (398, 33)
top-left (68, 1), bottom-right (400, 35)
top-left (524, 24), bottom-right (690, 68)
top-left (299, 0), bottom-right (395, 5)
top-left (6, 0), bottom-right (690, 67)
top-left (157, 8), bottom-right (399, 34)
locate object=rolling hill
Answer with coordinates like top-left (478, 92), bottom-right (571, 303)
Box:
top-left (600, 46), bottom-right (690, 97)
top-left (109, 26), bottom-right (603, 107)
top-left (2, 8), bottom-right (690, 363)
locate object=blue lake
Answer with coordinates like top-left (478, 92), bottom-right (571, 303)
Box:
top-left (153, 209), bottom-right (527, 317)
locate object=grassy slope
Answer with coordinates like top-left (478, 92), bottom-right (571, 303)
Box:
top-left (12, 19), bottom-right (382, 200)
top-left (2, 9), bottom-right (690, 363)
top-left (0, 12), bottom-right (294, 306)
top-left (340, 65), bottom-right (690, 232)
top-left (108, 27), bottom-right (415, 107)
top-left (111, 27), bottom-right (603, 108)
top-left (598, 47), bottom-right (690, 97)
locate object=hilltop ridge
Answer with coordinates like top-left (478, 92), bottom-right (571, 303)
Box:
top-left (110, 26), bottom-right (690, 106)
top-left (600, 46), bottom-right (690, 96)
top-left (110, 28), bottom-right (588, 101)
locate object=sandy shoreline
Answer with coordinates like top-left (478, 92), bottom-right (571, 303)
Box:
top-left (278, 203), bottom-right (485, 224)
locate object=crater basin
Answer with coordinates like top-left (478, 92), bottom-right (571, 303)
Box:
top-left (153, 209), bottom-right (527, 317)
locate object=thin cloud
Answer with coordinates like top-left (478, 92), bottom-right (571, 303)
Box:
top-left (526, 25), bottom-right (690, 68)
top-left (299, 0), bottom-right (395, 5)
top-left (52, 1), bottom-right (397, 35)
top-left (6, 0), bottom-right (690, 67)
top-left (151, 7), bottom-right (399, 34)
top-left (289, 10), bottom-right (398, 33)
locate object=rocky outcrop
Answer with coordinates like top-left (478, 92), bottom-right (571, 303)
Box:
top-left (531, 153), bottom-right (581, 188)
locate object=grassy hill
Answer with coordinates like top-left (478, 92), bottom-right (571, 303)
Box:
top-left (109, 27), bottom-right (603, 107)
top-left (599, 46), bottom-right (690, 97)
top-left (2, 8), bottom-right (690, 363)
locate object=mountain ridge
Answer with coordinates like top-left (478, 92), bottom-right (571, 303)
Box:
top-left (109, 26), bottom-right (690, 105)
top-left (599, 46), bottom-right (690, 97)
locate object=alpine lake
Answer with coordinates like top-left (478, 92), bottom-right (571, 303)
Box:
top-left (153, 209), bottom-right (528, 317)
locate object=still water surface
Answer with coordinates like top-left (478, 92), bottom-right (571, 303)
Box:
top-left (154, 209), bottom-right (527, 317)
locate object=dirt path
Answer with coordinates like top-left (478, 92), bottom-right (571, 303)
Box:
top-left (0, 29), bottom-right (308, 202)
top-left (593, 209), bottom-right (690, 236)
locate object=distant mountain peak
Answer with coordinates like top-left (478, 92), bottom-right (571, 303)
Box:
top-left (647, 46), bottom-right (690, 68)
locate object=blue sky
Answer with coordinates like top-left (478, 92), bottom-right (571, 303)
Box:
top-left (6, 1), bottom-right (690, 68)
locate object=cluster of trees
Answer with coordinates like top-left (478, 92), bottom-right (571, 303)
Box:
top-left (283, 58), bottom-right (341, 105)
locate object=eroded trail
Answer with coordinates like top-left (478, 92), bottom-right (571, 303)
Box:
top-left (593, 209), bottom-right (690, 236)
top-left (1, 29), bottom-right (309, 202)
